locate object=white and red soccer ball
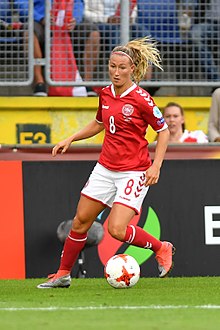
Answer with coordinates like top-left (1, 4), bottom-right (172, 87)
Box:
top-left (104, 254), bottom-right (140, 289)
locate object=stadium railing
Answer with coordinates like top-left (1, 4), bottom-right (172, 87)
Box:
top-left (0, 0), bottom-right (33, 87)
top-left (0, 0), bottom-right (220, 91)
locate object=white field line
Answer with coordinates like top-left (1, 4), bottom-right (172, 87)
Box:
top-left (0, 305), bottom-right (220, 311)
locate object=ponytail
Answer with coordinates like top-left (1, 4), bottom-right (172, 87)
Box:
top-left (111, 36), bottom-right (163, 84)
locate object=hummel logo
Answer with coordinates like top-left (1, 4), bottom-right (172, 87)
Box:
top-left (102, 105), bottom-right (110, 109)
top-left (136, 89), bottom-right (154, 107)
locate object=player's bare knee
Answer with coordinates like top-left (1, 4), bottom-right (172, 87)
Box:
top-left (108, 225), bottom-right (125, 241)
top-left (72, 215), bottom-right (89, 233)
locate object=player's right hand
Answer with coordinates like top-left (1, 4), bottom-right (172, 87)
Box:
top-left (52, 138), bottom-right (72, 157)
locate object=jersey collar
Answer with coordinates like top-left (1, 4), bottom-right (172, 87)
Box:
top-left (111, 83), bottom-right (137, 98)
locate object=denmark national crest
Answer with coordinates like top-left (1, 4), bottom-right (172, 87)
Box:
top-left (122, 104), bottom-right (134, 117)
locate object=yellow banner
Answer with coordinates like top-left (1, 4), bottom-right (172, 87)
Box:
top-left (0, 96), bottom-right (211, 145)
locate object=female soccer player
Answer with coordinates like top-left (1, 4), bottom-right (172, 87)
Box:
top-left (37, 37), bottom-right (175, 288)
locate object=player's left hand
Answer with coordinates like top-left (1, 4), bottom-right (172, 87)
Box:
top-left (145, 164), bottom-right (160, 186)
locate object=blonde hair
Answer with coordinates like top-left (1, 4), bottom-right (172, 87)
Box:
top-left (111, 36), bottom-right (163, 84)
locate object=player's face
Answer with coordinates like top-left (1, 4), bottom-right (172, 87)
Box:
top-left (108, 54), bottom-right (134, 91)
top-left (163, 106), bottom-right (185, 134)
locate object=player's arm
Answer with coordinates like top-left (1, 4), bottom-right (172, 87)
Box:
top-left (145, 128), bottom-right (170, 186)
top-left (52, 119), bottom-right (104, 156)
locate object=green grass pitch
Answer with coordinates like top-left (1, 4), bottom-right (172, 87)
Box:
top-left (0, 277), bottom-right (220, 330)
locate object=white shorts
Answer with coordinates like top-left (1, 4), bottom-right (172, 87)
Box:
top-left (81, 163), bottom-right (149, 214)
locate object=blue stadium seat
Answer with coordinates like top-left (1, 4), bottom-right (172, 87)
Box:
top-left (134, 0), bottom-right (182, 44)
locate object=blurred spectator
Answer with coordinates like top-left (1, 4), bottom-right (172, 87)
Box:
top-left (83, 0), bottom-right (138, 85)
top-left (163, 102), bottom-right (208, 143)
top-left (0, 0), bottom-right (22, 25)
top-left (0, 1), bottom-right (12, 26)
top-left (84, 0), bottom-right (136, 51)
top-left (34, 0), bottom-right (100, 96)
top-left (16, 0), bottom-right (100, 96)
top-left (132, 0), bottom-right (187, 95)
top-left (84, 0), bottom-right (160, 94)
top-left (70, 2), bottom-right (101, 96)
top-left (0, 0), bottom-right (25, 73)
top-left (208, 88), bottom-right (220, 142)
top-left (190, 0), bottom-right (220, 81)
top-left (0, 1), bottom-right (23, 41)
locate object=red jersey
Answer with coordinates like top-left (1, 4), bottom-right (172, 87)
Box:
top-left (96, 84), bottom-right (167, 171)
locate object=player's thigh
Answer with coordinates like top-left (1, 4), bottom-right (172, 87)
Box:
top-left (76, 194), bottom-right (106, 224)
top-left (108, 203), bottom-right (136, 236)
top-left (72, 195), bottom-right (105, 232)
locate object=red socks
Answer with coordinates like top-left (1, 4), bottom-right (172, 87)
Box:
top-left (124, 225), bottom-right (162, 252)
top-left (58, 226), bottom-right (161, 273)
top-left (59, 230), bottom-right (87, 272)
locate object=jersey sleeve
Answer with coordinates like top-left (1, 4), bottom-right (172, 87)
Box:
top-left (139, 93), bottom-right (168, 132)
top-left (95, 95), bottom-right (103, 123)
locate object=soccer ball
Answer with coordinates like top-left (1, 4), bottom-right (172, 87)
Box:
top-left (104, 254), bottom-right (140, 289)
